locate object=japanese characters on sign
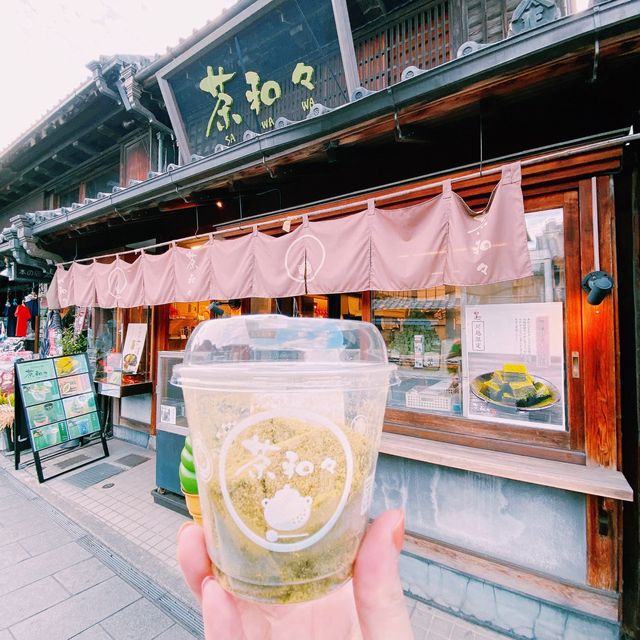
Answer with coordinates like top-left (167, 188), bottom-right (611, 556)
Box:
top-left (199, 61), bottom-right (316, 141)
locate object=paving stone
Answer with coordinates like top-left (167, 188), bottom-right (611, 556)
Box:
top-left (71, 625), bottom-right (114, 639)
top-left (411, 605), bottom-right (433, 631)
top-left (0, 542), bottom-right (30, 569)
top-left (9, 576), bottom-right (141, 640)
top-left (0, 576), bottom-right (68, 628)
top-left (0, 541), bottom-right (91, 597)
top-left (404, 595), bottom-right (417, 617)
top-left (0, 492), bottom-right (29, 510)
top-left (450, 628), bottom-right (476, 640)
top-left (0, 502), bottom-right (45, 526)
top-left (0, 486), bottom-right (18, 499)
top-left (430, 614), bottom-right (454, 636)
top-left (19, 524), bottom-right (75, 556)
top-left (154, 625), bottom-right (198, 639)
top-left (100, 599), bottom-right (174, 640)
top-left (1, 513), bottom-right (60, 543)
top-left (54, 556), bottom-right (114, 594)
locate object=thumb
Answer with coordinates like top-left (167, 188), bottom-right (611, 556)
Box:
top-left (201, 577), bottom-right (245, 640)
top-left (353, 509), bottom-right (414, 640)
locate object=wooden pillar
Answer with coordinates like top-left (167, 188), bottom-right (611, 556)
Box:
top-left (579, 176), bottom-right (621, 591)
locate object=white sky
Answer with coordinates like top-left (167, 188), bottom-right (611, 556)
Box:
top-left (0, 0), bottom-right (237, 151)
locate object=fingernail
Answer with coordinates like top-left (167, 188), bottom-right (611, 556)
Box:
top-left (177, 521), bottom-right (191, 541)
top-left (201, 575), bottom-right (215, 597)
top-left (392, 510), bottom-right (405, 552)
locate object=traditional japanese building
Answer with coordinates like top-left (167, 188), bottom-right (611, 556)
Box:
top-left (1, 0), bottom-right (640, 637)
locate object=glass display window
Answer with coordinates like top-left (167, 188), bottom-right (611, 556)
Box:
top-left (373, 208), bottom-right (567, 432)
top-left (91, 307), bottom-right (152, 387)
top-left (269, 293), bottom-right (364, 320)
top-left (374, 287), bottom-right (462, 417)
top-left (167, 300), bottom-right (241, 351)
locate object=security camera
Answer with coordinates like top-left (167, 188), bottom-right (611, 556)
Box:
top-left (581, 271), bottom-right (614, 306)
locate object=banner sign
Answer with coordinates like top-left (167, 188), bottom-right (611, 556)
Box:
top-left (162, 0), bottom-right (347, 157)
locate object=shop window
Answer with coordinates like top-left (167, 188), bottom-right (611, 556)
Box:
top-left (267, 294), bottom-right (364, 320)
top-left (373, 208), bottom-right (568, 437)
top-left (250, 299), bottom-right (274, 314)
top-left (167, 300), bottom-right (241, 350)
top-left (92, 307), bottom-right (152, 386)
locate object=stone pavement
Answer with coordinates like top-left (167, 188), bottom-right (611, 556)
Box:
top-left (1, 438), bottom-right (511, 640)
top-left (0, 465), bottom-right (196, 639)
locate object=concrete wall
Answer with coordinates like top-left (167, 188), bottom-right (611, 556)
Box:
top-left (372, 455), bottom-right (586, 583)
top-left (372, 455), bottom-right (617, 639)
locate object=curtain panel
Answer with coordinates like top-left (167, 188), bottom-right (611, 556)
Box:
top-left (46, 163), bottom-right (531, 309)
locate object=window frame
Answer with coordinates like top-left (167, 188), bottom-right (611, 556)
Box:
top-left (375, 190), bottom-right (589, 464)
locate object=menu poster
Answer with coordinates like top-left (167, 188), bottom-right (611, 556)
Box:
top-left (18, 359), bottom-right (56, 384)
top-left (54, 355), bottom-right (88, 378)
top-left (463, 302), bottom-right (565, 430)
top-left (121, 324), bottom-right (147, 374)
top-left (59, 374), bottom-right (92, 397)
top-left (105, 353), bottom-right (123, 385)
top-left (67, 413), bottom-right (101, 439)
top-left (31, 421), bottom-right (69, 451)
top-left (62, 393), bottom-right (97, 419)
top-left (26, 400), bottom-right (65, 430)
top-left (23, 379), bottom-right (60, 407)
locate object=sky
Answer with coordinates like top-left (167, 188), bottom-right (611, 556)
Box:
top-left (0, 0), bottom-right (237, 151)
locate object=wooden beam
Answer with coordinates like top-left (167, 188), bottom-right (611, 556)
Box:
top-left (51, 153), bottom-right (76, 168)
top-left (577, 176), bottom-right (621, 591)
top-left (72, 140), bottom-right (99, 156)
top-left (33, 165), bottom-right (55, 179)
top-left (97, 124), bottom-right (120, 140)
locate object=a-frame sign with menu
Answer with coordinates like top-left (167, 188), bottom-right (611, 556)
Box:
top-left (13, 353), bottom-right (109, 482)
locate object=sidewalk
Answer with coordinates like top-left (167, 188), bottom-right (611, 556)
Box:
top-left (1, 438), bottom-right (512, 640)
top-left (0, 463), bottom-right (196, 639)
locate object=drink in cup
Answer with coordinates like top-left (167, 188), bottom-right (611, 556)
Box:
top-left (172, 315), bottom-right (396, 604)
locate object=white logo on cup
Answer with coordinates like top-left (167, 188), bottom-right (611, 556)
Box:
top-left (219, 409), bottom-right (353, 553)
top-left (192, 435), bottom-right (213, 483)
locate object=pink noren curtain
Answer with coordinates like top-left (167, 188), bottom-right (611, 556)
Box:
top-left (48, 163), bottom-right (531, 308)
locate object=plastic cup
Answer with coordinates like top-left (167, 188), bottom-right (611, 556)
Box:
top-left (172, 315), bottom-right (396, 604)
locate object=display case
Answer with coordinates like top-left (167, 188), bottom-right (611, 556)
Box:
top-left (166, 300), bottom-right (241, 351)
top-left (373, 288), bottom-right (463, 416)
top-left (155, 351), bottom-right (187, 496)
top-left (90, 307), bottom-right (153, 397)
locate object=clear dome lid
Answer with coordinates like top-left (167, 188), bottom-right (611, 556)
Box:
top-left (171, 314), bottom-right (396, 391)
